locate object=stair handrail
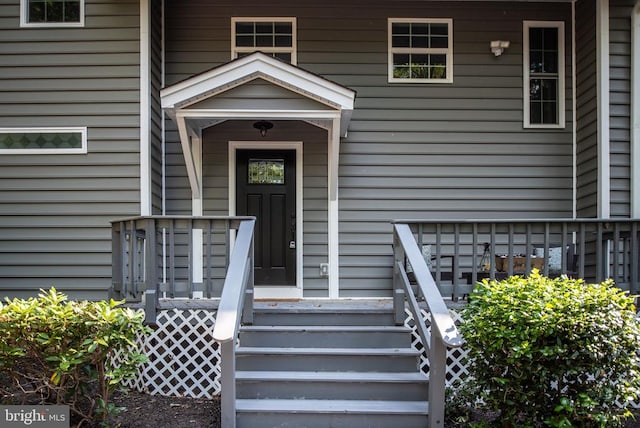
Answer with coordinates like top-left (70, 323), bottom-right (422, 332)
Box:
top-left (392, 222), bottom-right (463, 428)
top-left (212, 217), bottom-right (255, 428)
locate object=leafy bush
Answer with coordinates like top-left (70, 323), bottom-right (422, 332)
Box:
top-left (0, 288), bottom-right (150, 426)
top-left (459, 270), bottom-right (640, 427)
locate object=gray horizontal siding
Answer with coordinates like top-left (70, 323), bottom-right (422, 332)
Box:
top-left (0, 0), bottom-right (141, 299)
top-left (164, 0), bottom-right (574, 297)
top-left (609, 0), bottom-right (634, 218)
top-left (576, 0), bottom-right (598, 217)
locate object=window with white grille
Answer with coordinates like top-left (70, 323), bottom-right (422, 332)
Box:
top-left (232, 18), bottom-right (297, 64)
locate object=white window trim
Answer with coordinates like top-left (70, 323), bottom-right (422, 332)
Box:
top-left (231, 17), bottom-right (297, 65)
top-left (0, 127), bottom-right (87, 154)
top-left (20, 0), bottom-right (85, 27)
top-left (523, 20), bottom-right (566, 129)
top-left (388, 18), bottom-right (454, 84)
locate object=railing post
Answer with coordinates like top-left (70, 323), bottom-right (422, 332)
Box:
top-left (242, 229), bottom-right (255, 325)
top-left (392, 226), bottom-right (406, 325)
top-left (110, 221), bottom-right (123, 299)
top-left (144, 218), bottom-right (159, 325)
top-left (220, 340), bottom-right (236, 428)
top-left (428, 315), bottom-right (447, 428)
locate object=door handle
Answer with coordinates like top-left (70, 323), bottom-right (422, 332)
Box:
top-left (289, 213), bottom-right (296, 250)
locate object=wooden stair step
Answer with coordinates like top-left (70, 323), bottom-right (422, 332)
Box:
top-left (236, 347), bottom-right (420, 356)
top-left (235, 370), bottom-right (427, 383)
top-left (236, 398), bottom-right (429, 415)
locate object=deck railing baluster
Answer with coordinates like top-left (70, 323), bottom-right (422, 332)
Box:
top-left (389, 218), bottom-right (640, 299)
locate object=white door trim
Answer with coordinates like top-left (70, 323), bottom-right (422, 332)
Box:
top-left (229, 141), bottom-right (304, 299)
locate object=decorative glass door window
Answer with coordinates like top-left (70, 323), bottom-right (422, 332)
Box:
top-left (248, 159), bottom-right (285, 184)
top-left (523, 21), bottom-right (565, 128)
top-left (388, 18), bottom-right (453, 83)
top-left (232, 18), bottom-right (296, 64)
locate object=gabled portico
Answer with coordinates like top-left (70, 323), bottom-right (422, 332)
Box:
top-left (160, 53), bottom-right (356, 298)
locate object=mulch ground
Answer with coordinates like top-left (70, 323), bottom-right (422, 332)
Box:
top-left (110, 390), bottom-right (220, 428)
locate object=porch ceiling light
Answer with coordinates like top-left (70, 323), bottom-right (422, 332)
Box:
top-left (253, 121), bottom-right (274, 138)
top-left (490, 40), bottom-right (510, 56)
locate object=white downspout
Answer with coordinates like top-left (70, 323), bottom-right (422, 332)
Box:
top-left (572, 0), bottom-right (578, 219)
top-left (596, 0), bottom-right (611, 219)
top-left (140, 0), bottom-right (151, 216)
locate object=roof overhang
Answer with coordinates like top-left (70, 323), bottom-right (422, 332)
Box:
top-left (161, 52), bottom-right (356, 137)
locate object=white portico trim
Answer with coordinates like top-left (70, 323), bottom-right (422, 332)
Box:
top-left (160, 52), bottom-right (356, 298)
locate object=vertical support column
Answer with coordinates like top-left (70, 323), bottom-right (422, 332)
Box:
top-left (428, 319), bottom-right (446, 428)
top-left (192, 132), bottom-right (204, 298)
top-left (328, 118), bottom-right (341, 299)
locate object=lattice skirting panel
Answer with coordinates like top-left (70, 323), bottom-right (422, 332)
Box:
top-left (113, 309), bottom-right (221, 398)
top-left (404, 308), bottom-right (469, 387)
top-left (112, 308), bottom-right (638, 408)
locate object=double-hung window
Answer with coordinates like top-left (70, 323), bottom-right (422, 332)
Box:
top-left (21, 0), bottom-right (84, 27)
top-left (524, 21), bottom-right (565, 128)
top-left (388, 18), bottom-right (453, 83)
top-left (232, 18), bottom-right (297, 64)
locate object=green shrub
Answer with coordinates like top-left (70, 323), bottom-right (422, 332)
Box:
top-left (0, 288), bottom-right (150, 426)
top-left (459, 270), bottom-right (640, 427)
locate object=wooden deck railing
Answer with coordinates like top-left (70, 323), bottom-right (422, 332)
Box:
top-left (393, 219), bottom-right (640, 300)
top-left (111, 216), bottom-right (255, 323)
top-left (392, 223), bottom-right (463, 428)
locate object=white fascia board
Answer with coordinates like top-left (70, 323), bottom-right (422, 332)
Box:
top-left (177, 109), bottom-right (341, 120)
top-left (160, 53), bottom-right (355, 113)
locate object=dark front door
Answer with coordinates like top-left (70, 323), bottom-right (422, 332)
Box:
top-left (236, 149), bottom-right (296, 285)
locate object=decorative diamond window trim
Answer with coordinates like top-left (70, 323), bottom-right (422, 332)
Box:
top-left (20, 0), bottom-right (85, 27)
top-left (0, 127), bottom-right (87, 154)
top-left (231, 17), bottom-right (297, 65)
top-left (388, 18), bottom-right (454, 84)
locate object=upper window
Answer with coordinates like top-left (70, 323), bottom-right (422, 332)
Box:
top-left (231, 18), bottom-right (297, 64)
top-left (523, 21), bottom-right (565, 128)
top-left (21, 0), bottom-right (84, 27)
top-left (0, 128), bottom-right (87, 154)
top-left (388, 18), bottom-right (453, 83)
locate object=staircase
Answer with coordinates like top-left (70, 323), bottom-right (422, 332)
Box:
top-left (233, 302), bottom-right (430, 428)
